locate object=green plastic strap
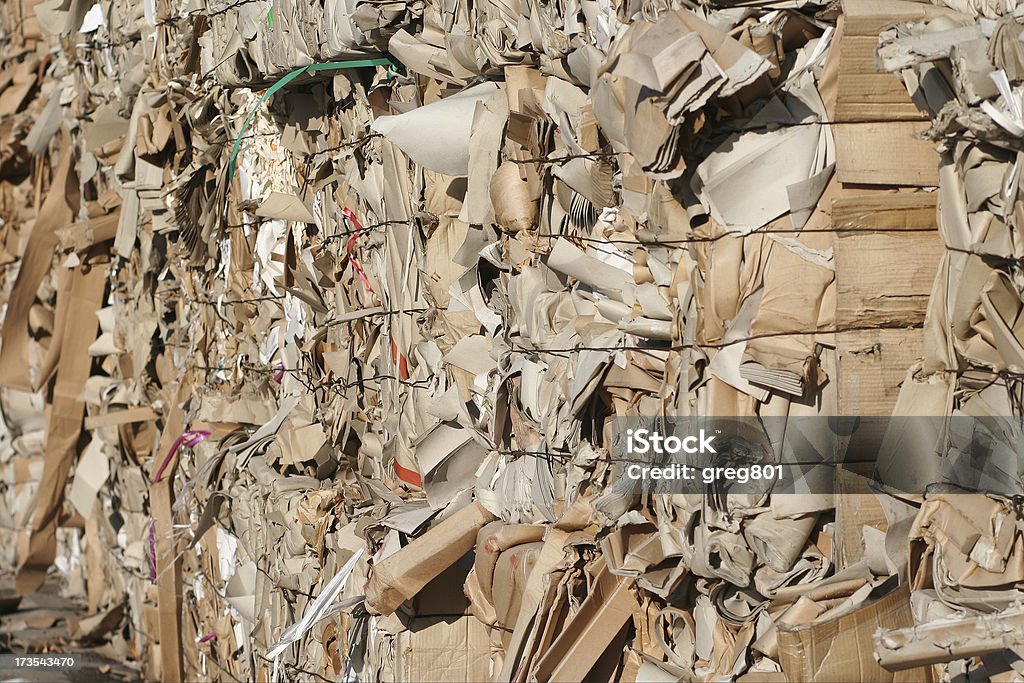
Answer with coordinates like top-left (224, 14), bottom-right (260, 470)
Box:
top-left (227, 58), bottom-right (395, 181)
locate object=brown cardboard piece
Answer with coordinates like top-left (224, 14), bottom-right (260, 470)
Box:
top-left (15, 262), bottom-right (106, 594)
top-left (833, 0), bottom-right (963, 186)
top-left (835, 468), bottom-right (889, 570)
top-left (777, 581), bottom-right (930, 682)
top-left (876, 609), bottom-right (1024, 671)
top-left (394, 616), bottom-right (491, 683)
top-left (149, 397), bottom-right (186, 683)
top-left (834, 194), bottom-right (943, 329)
top-left (834, 193), bottom-right (942, 416)
top-left (0, 133), bottom-right (77, 392)
top-left (365, 502), bottom-right (497, 616)
top-left (13, 1), bottom-right (1024, 681)
top-left (837, 328), bottom-right (925, 416)
top-left (531, 559), bottom-right (638, 683)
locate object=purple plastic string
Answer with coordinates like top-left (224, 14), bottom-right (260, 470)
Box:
top-left (149, 430), bottom-right (211, 585)
top-left (198, 632), bottom-right (217, 644)
top-left (154, 429), bottom-right (211, 482)
top-left (273, 362), bottom-right (285, 383)
top-left (148, 517), bottom-right (157, 584)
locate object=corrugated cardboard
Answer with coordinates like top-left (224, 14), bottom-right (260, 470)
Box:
top-left (15, 263), bottom-right (106, 594)
top-left (777, 581), bottom-right (930, 682)
top-left (149, 399), bottom-right (186, 683)
top-left (366, 502), bottom-right (496, 616)
top-left (395, 616), bottom-right (491, 683)
top-left (834, 193), bottom-right (942, 328)
top-left (833, 192), bottom-right (942, 416)
top-left (5, 0), bottom-right (1022, 681)
top-left (837, 328), bottom-right (925, 416)
top-left (832, 0), bottom-right (961, 186)
top-left (532, 560), bottom-right (638, 683)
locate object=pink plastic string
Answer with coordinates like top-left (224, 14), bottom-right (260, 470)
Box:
top-left (150, 430), bottom-right (212, 584)
top-left (342, 208), bottom-right (379, 300)
top-left (154, 429), bottom-right (212, 483)
top-left (148, 517), bottom-right (157, 584)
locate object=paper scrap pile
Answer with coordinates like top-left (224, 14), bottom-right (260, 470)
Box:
top-left (1, 0), bottom-right (1024, 680)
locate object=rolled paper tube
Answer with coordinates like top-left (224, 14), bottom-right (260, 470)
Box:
top-left (490, 163), bottom-right (538, 233)
top-left (475, 523), bottom-right (547, 605)
top-left (364, 501), bottom-right (497, 615)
